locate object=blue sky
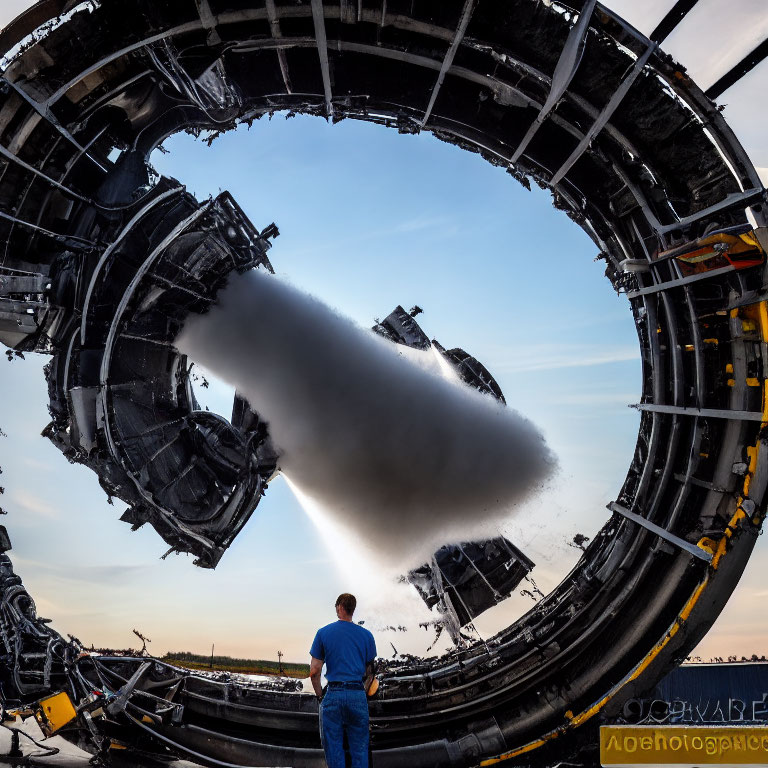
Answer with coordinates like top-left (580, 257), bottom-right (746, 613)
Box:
top-left (0, 116), bottom-right (645, 660)
top-left (0, 1), bottom-right (767, 663)
top-left (153, 117), bottom-right (650, 649)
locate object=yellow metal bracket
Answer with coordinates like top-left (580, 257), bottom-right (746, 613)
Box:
top-left (34, 691), bottom-right (77, 737)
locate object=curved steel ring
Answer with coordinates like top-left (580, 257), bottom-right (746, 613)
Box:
top-left (0, 1), bottom-right (766, 766)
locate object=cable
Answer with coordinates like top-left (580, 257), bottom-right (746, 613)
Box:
top-left (0, 721), bottom-right (60, 762)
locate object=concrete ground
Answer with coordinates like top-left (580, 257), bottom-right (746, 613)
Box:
top-left (0, 716), bottom-right (201, 768)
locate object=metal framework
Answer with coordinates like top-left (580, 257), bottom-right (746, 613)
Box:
top-left (0, 1), bottom-right (766, 766)
top-left (650, 0), bottom-right (701, 44)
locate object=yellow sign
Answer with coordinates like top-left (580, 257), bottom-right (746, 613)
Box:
top-left (601, 725), bottom-right (768, 766)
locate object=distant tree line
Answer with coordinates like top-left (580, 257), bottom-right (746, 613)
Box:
top-left (686, 654), bottom-right (768, 663)
top-left (163, 651), bottom-right (309, 678)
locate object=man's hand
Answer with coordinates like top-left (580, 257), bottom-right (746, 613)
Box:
top-left (363, 661), bottom-right (376, 696)
top-left (309, 656), bottom-right (324, 701)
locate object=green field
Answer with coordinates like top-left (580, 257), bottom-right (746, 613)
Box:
top-left (163, 651), bottom-right (309, 678)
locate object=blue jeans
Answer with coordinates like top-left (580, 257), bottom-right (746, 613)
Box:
top-left (319, 686), bottom-right (369, 768)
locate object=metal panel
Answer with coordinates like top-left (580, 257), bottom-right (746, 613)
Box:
top-left (632, 403), bottom-right (765, 422)
top-left (609, 502), bottom-right (712, 562)
top-left (510, 0), bottom-right (596, 163)
top-left (420, 0), bottom-right (476, 127)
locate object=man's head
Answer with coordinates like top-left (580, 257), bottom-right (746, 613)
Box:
top-left (335, 593), bottom-right (357, 620)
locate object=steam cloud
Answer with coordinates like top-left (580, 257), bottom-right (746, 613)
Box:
top-left (177, 269), bottom-right (556, 567)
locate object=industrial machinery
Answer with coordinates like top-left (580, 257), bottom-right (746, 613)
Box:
top-left (0, 0), bottom-right (767, 765)
top-left (406, 537), bottom-right (535, 644)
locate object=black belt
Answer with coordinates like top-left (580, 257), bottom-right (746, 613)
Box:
top-left (327, 681), bottom-right (364, 690)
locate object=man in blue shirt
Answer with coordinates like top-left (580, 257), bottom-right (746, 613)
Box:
top-left (310, 593), bottom-right (377, 768)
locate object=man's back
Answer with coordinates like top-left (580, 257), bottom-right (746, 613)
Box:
top-left (310, 594), bottom-right (376, 768)
top-left (310, 620), bottom-right (376, 682)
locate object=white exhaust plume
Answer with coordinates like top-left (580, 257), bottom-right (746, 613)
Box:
top-left (177, 269), bottom-right (556, 568)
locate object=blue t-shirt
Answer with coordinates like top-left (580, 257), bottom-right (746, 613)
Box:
top-left (309, 620), bottom-right (376, 682)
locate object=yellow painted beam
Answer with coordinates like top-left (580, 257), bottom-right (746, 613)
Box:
top-left (482, 303), bottom-right (768, 766)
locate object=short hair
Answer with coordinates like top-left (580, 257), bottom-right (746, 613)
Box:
top-left (335, 593), bottom-right (357, 615)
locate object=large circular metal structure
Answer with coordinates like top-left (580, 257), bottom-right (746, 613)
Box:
top-left (0, 1), bottom-right (767, 766)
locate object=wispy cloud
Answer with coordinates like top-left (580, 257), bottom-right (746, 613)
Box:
top-left (297, 557), bottom-right (333, 566)
top-left (280, 212), bottom-right (457, 262)
top-left (15, 556), bottom-right (149, 586)
top-left (10, 489), bottom-right (60, 520)
top-left (392, 214), bottom-right (452, 234)
top-left (494, 346), bottom-right (640, 372)
top-left (556, 392), bottom-right (639, 406)
top-left (20, 457), bottom-right (52, 472)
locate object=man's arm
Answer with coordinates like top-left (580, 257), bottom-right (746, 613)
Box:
top-left (309, 656), bottom-right (324, 701)
top-left (363, 661), bottom-right (375, 693)
top-left (364, 631), bottom-right (377, 694)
